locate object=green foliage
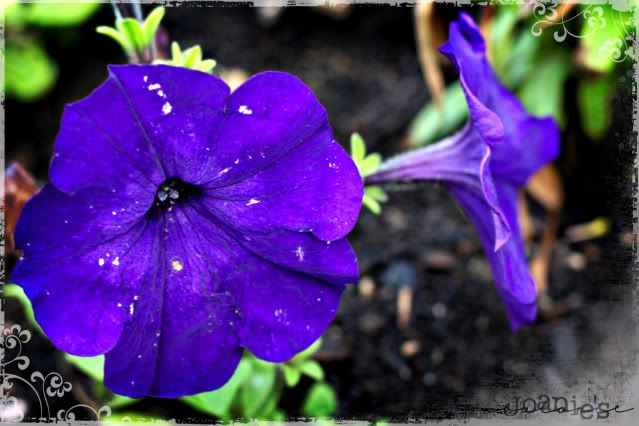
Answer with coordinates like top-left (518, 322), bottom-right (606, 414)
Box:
top-left (579, 5), bottom-right (634, 73)
top-left (154, 42), bottom-right (217, 74)
top-left (302, 382), bottom-right (338, 418)
top-left (5, 40), bottom-right (58, 101)
top-left (3, 1), bottom-right (101, 27)
top-left (578, 75), bottom-right (616, 141)
top-left (97, 6), bottom-right (165, 56)
top-left (350, 133), bottom-right (389, 215)
top-left (181, 354), bottom-right (253, 418)
top-left (518, 50), bottom-right (572, 127)
top-left (408, 82), bottom-right (468, 147)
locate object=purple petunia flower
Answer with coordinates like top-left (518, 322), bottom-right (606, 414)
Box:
top-left (367, 13), bottom-right (560, 330)
top-left (12, 65), bottom-right (363, 397)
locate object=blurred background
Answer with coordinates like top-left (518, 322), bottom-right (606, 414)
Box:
top-left (2, 1), bottom-right (637, 422)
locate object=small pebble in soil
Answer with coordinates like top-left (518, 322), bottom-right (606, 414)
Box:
top-left (381, 261), bottom-right (417, 289)
top-left (432, 302), bottom-right (447, 319)
top-left (422, 372), bottom-right (437, 386)
top-left (358, 275), bottom-right (376, 299)
top-left (400, 339), bottom-right (421, 358)
top-left (566, 252), bottom-right (587, 271)
top-left (421, 249), bottom-right (458, 271)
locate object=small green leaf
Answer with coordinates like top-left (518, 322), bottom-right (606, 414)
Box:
top-left (408, 81), bottom-right (468, 147)
top-left (5, 41), bottom-right (58, 102)
top-left (142, 6), bottom-right (165, 46)
top-left (181, 355), bottom-right (253, 418)
top-left (578, 75), bottom-right (615, 140)
top-left (197, 59), bottom-right (217, 73)
top-left (290, 338), bottom-right (322, 363)
top-left (117, 18), bottom-right (146, 51)
top-left (359, 153), bottom-right (382, 178)
top-left (240, 358), bottom-right (277, 418)
top-left (302, 382), bottom-right (337, 418)
top-left (362, 195), bottom-right (381, 215)
top-left (65, 354), bottom-right (105, 381)
top-left (282, 364), bottom-right (301, 387)
top-left (350, 133), bottom-right (366, 162)
top-left (182, 45), bottom-right (203, 69)
top-left (25, 2), bottom-right (101, 26)
top-left (102, 413), bottom-right (171, 424)
top-left (298, 360), bottom-right (324, 381)
top-left (171, 41), bottom-right (182, 64)
top-left (97, 26), bottom-right (132, 52)
top-left (365, 186), bottom-right (388, 202)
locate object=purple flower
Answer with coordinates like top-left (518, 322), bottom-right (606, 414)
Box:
top-left (367, 13), bottom-right (560, 330)
top-left (12, 65), bottom-right (363, 397)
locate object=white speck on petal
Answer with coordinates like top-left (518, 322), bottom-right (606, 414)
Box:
top-left (129, 303), bottom-right (135, 316)
top-left (64, 220), bottom-right (68, 224)
top-left (328, 162), bottom-right (338, 169)
top-left (217, 167), bottom-right (231, 177)
top-left (143, 75), bottom-right (148, 82)
top-left (137, 354), bottom-right (142, 359)
top-left (234, 158), bottom-right (240, 164)
top-left (238, 105), bottom-right (253, 115)
top-left (112, 256), bottom-right (120, 266)
top-left (162, 102), bottom-right (172, 115)
top-left (98, 258), bottom-right (105, 267)
top-left (117, 302), bottom-right (123, 307)
top-left (246, 198), bottom-right (260, 206)
top-left (317, 297), bottom-right (322, 302)
top-left (133, 295), bottom-right (139, 301)
top-left (295, 246), bottom-right (305, 262)
top-left (157, 89), bottom-right (165, 98)
top-left (111, 211), bottom-right (117, 216)
top-left (171, 259), bottom-right (183, 272)
top-left (147, 83), bottom-right (161, 90)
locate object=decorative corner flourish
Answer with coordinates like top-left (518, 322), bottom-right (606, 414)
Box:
top-left (0, 324), bottom-right (112, 422)
top-left (530, 2), bottom-right (634, 64)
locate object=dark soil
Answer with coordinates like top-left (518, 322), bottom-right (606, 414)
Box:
top-left (4, 4), bottom-right (636, 422)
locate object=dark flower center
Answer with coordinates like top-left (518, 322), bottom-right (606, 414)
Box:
top-left (153, 178), bottom-right (200, 210)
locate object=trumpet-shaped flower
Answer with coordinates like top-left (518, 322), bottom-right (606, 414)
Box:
top-left (12, 65), bottom-right (363, 397)
top-left (367, 13), bottom-right (560, 330)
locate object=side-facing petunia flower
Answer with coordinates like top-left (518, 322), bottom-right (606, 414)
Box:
top-left (12, 65), bottom-right (363, 397)
top-left (367, 12), bottom-right (560, 331)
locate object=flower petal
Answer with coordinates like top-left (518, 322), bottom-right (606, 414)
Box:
top-left (10, 184), bottom-right (147, 355)
top-left (203, 71), bottom-right (330, 188)
top-left (105, 64), bottom-right (232, 184)
top-left (204, 126), bottom-right (363, 242)
top-left (440, 12), bottom-right (560, 186)
top-left (367, 124), bottom-right (510, 251)
top-left (104, 207), bottom-right (242, 397)
top-left (449, 183), bottom-right (537, 330)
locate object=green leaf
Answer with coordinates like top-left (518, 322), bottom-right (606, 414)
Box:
top-left (171, 41), bottom-right (183, 64)
top-left (362, 195), bottom-right (381, 215)
top-left (196, 59), bottom-right (217, 73)
top-left (181, 355), bottom-right (253, 418)
top-left (518, 50), bottom-right (572, 127)
top-left (3, 284), bottom-right (42, 332)
top-left (282, 364), bottom-right (301, 387)
top-left (65, 354), bottom-right (105, 381)
top-left (350, 133), bottom-right (366, 162)
top-left (5, 41), bottom-right (58, 102)
top-left (290, 338), bottom-right (322, 363)
top-left (578, 75), bottom-right (615, 140)
top-left (359, 153), bottom-right (382, 178)
top-left (580, 5), bottom-right (633, 73)
top-left (97, 26), bottom-right (132, 52)
top-left (298, 360), bottom-right (324, 381)
top-left (142, 6), bottom-right (165, 46)
top-left (117, 18), bottom-right (146, 51)
top-left (25, 2), bottom-right (100, 26)
top-left (182, 45), bottom-right (203, 69)
top-left (302, 382), bottom-right (337, 418)
top-left (365, 186), bottom-right (388, 202)
top-left (408, 81), bottom-right (468, 147)
top-left (239, 358), bottom-right (277, 418)
top-left (499, 31), bottom-right (540, 88)
top-left (489, 5), bottom-right (520, 73)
